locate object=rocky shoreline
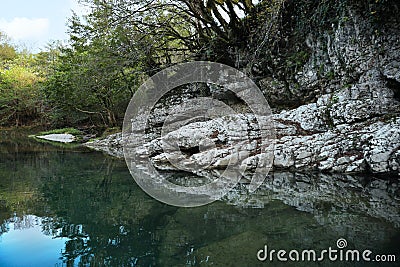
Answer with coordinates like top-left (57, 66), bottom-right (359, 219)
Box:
top-left (84, 69), bottom-right (400, 176)
top-left (84, 106), bottom-right (400, 176)
top-left (84, 6), bottom-right (400, 177)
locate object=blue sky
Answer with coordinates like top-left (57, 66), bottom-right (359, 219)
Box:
top-left (0, 0), bottom-right (87, 52)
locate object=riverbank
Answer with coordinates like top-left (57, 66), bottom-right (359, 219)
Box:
top-left (83, 111), bottom-right (400, 176)
top-left (84, 4), bottom-right (400, 177)
top-left (83, 69), bottom-right (400, 176)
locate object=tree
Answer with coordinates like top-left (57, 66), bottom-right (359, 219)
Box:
top-left (0, 31), bottom-right (17, 61)
top-left (44, 14), bottom-right (143, 127)
top-left (76, 0), bottom-right (262, 66)
top-left (0, 53), bottom-right (45, 126)
top-left (42, 0), bottom-right (267, 127)
top-left (43, 0), bottom-right (282, 127)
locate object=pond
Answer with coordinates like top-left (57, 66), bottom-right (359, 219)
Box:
top-left (0, 129), bottom-right (399, 266)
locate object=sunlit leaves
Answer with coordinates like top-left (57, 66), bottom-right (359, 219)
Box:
top-left (0, 54), bottom-right (44, 126)
top-left (0, 32), bottom-right (17, 62)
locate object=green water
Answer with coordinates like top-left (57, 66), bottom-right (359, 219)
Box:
top-left (0, 130), bottom-right (399, 266)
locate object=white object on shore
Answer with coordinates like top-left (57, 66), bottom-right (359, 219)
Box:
top-left (36, 133), bottom-right (76, 143)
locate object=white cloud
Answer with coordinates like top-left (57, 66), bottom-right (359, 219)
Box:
top-left (0, 17), bottom-right (49, 41)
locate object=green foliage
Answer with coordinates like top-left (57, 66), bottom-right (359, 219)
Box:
top-left (0, 32), bottom-right (17, 61)
top-left (0, 44), bottom-right (16, 61)
top-left (2, 0), bottom-right (397, 128)
top-left (0, 50), bottom-right (45, 126)
top-left (44, 41), bottom-right (140, 127)
top-left (28, 128), bottom-right (83, 147)
top-left (44, 0), bottom-right (221, 127)
top-left (0, 1), bottom-right (303, 127)
top-left (38, 127), bottom-right (82, 136)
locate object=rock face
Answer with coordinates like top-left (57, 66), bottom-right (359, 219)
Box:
top-left (36, 133), bottom-right (76, 143)
top-left (84, 83), bottom-right (400, 175)
top-left (84, 3), bottom-right (400, 177)
top-left (85, 110), bottom-right (400, 175)
top-left (257, 2), bottom-right (400, 108)
top-left (272, 95), bottom-right (400, 174)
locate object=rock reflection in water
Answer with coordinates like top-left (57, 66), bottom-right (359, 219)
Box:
top-left (0, 135), bottom-right (399, 266)
top-left (224, 172), bottom-right (400, 226)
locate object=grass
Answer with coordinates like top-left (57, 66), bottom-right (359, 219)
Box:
top-left (28, 127), bottom-right (84, 145)
top-left (37, 127), bottom-right (82, 136)
top-left (30, 126), bottom-right (122, 145)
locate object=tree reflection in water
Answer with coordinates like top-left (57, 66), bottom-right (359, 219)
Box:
top-left (0, 132), bottom-right (399, 266)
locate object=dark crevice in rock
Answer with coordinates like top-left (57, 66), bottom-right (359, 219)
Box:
top-left (214, 140), bottom-right (227, 147)
top-left (385, 76), bottom-right (400, 101)
top-left (214, 89), bottom-right (244, 104)
top-left (179, 146), bottom-right (200, 156)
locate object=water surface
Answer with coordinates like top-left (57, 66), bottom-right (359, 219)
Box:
top-left (0, 130), bottom-right (399, 266)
